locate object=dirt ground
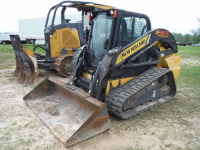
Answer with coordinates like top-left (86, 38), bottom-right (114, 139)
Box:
top-left (0, 59), bottom-right (200, 150)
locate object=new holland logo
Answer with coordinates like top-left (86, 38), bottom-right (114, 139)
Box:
top-left (121, 39), bottom-right (146, 58)
top-left (116, 35), bottom-right (149, 65)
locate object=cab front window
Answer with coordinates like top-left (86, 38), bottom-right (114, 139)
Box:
top-left (89, 13), bottom-right (113, 67)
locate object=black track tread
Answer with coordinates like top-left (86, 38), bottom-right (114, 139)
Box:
top-left (105, 67), bottom-right (172, 119)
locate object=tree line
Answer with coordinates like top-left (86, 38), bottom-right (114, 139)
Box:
top-left (172, 18), bottom-right (200, 44)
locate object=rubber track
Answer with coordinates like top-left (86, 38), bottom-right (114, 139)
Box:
top-left (105, 67), bottom-right (173, 119)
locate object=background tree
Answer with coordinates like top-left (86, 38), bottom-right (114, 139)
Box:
top-left (173, 18), bottom-right (200, 44)
top-left (172, 33), bottom-right (182, 43)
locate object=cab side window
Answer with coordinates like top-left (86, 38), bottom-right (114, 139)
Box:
top-left (116, 16), bottom-right (148, 47)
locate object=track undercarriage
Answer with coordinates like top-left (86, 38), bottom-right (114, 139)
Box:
top-left (105, 67), bottom-right (176, 119)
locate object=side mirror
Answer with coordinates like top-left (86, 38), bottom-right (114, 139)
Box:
top-left (104, 39), bottom-right (109, 49)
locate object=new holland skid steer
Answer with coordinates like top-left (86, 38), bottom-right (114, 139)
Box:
top-left (23, 5), bottom-right (180, 147)
top-left (10, 1), bottom-right (114, 84)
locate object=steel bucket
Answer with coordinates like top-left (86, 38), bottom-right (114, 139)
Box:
top-left (23, 77), bottom-right (110, 147)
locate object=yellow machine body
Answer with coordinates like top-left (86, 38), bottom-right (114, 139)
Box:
top-left (83, 72), bottom-right (135, 96)
top-left (157, 42), bottom-right (181, 79)
top-left (50, 27), bottom-right (81, 58)
top-left (158, 54), bottom-right (181, 79)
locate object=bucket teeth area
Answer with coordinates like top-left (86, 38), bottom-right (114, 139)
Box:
top-left (14, 59), bottom-right (20, 76)
top-left (17, 65), bottom-right (25, 84)
top-left (14, 60), bottom-right (36, 85)
top-left (13, 59), bottom-right (31, 85)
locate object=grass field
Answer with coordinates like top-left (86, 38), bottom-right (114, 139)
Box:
top-left (0, 44), bottom-right (44, 69)
top-left (0, 44), bottom-right (45, 61)
top-left (0, 44), bottom-right (200, 150)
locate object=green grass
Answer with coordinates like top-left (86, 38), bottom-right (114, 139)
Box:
top-left (0, 44), bottom-right (14, 53)
top-left (177, 64), bottom-right (200, 88)
top-left (175, 46), bottom-right (200, 89)
top-left (0, 65), bottom-right (13, 70)
top-left (0, 44), bottom-right (45, 63)
top-left (23, 44), bottom-right (45, 54)
top-left (0, 44), bottom-right (45, 54)
top-left (178, 46), bottom-right (200, 58)
top-left (0, 54), bottom-right (14, 62)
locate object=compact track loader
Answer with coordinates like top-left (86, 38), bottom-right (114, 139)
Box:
top-left (10, 1), bottom-right (114, 85)
top-left (24, 6), bottom-right (180, 147)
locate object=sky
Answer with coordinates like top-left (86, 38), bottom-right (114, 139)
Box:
top-left (0, 0), bottom-right (200, 34)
